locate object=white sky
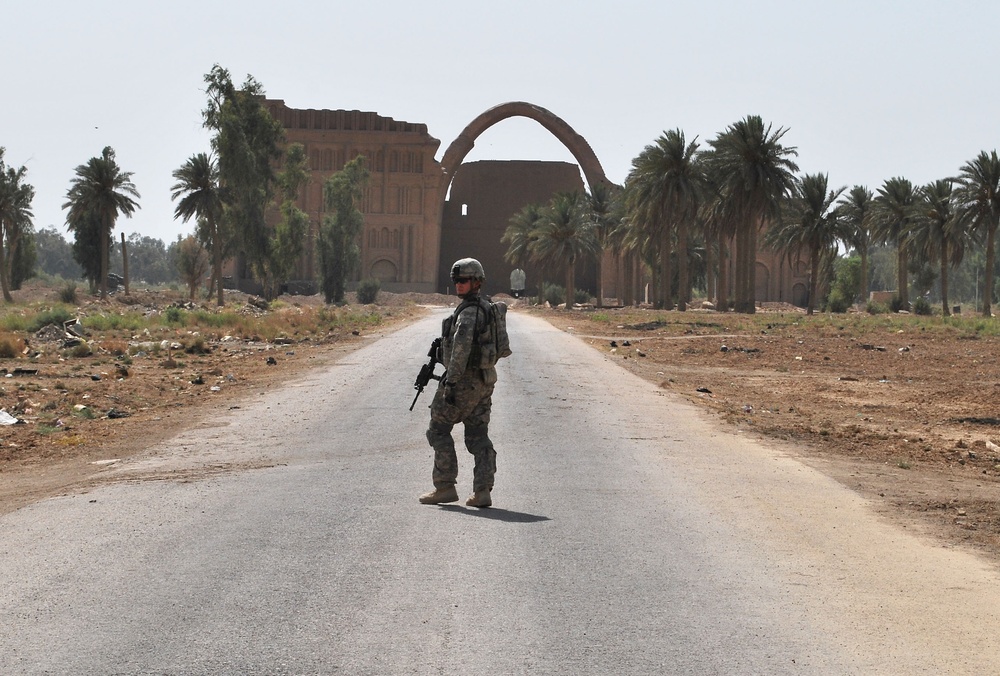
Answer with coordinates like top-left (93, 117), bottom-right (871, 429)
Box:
top-left (4, 0), bottom-right (998, 243)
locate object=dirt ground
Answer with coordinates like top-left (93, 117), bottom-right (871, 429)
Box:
top-left (529, 303), bottom-right (1000, 563)
top-left (2, 286), bottom-right (999, 564)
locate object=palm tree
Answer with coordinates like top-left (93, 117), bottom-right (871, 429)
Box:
top-left (0, 149), bottom-right (35, 302)
top-left (703, 116), bottom-right (799, 313)
top-left (765, 173), bottom-right (845, 315)
top-left (870, 177), bottom-right (917, 310)
top-left (953, 150), bottom-right (1000, 317)
top-left (838, 186), bottom-right (874, 304)
top-left (63, 147), bottom-right (140, 299)
top-left (583, 182), bottom-right (622, 308)
top-left (624, 129), bottom-right (704, 310)
top-left (502, 202), bottom-right (543, 270)
top-left (911, 180), bottom-right (967, 316)
top-left (172, 153), bottom-right (226, 306)
top-left (529, 192), bottom-right (597, 309)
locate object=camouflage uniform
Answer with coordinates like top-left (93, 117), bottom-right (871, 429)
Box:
top-left (426, 294), bottom-right (498, 493)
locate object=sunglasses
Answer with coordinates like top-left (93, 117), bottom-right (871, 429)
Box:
top-left (453, 277), bottom-right (474, 284)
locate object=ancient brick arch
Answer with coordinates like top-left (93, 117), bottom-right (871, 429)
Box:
top-left (440, 101), bottom-right (609, 190)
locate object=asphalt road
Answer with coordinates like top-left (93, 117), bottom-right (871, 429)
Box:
top-left (2, 309), bottom-right (1000, 675)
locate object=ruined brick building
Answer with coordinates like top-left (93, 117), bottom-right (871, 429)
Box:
top-left (241, 99), bottom-right (809, 306)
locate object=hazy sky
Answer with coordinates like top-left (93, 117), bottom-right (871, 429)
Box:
top-left (4, 0), bottom-right (998, 243)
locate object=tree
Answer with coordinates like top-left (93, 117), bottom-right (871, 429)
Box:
top-left (704, 116), bottom-right (799, 313)
top-left (870, 177), bottom-right (917, 310)
top-left (838, 186), bottom-right (874, 303)
top-left (172, 152), bottom-right (226, 305)
top-left (266, 143), bottom-right (311, 299)
top-left (0, 148), bottom-right (35, 301)
top-left (583, 182), bottom-right (622, 308)
top-left (911, 180), bottom-right (971, 316)
top-left (765, 173), bottom-right (845, 315)
top-left (318, 156), bottom-right (369, 303)
top-left (502, 202), bottom-right (544, 272)
top-left (33, 226), bottom-right (81, 279)
top-left (624, 129), bottom-right (704, 310)
top-left (529, 192), bottom-right (597, 309)
top-left (10, 223), bottom-right (36, 290)
top-left (63, 146), bottom-right (140, 299)
top-left (202, 65), bottom-right (285, 293)
top-left (953, 150), bottom-right (1000, 317)
top-left (175, 235), bottom-right (210, 299)
top-left (120, 233), bottom-right (174, 285)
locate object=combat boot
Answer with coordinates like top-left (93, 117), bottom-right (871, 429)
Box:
top-left (465, 489), bottom-right (492, 508)
top-left (418, 486), bottom-right (459, 504)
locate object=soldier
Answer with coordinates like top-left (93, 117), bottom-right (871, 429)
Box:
top-left (419, 258), bottom-right (499, 508)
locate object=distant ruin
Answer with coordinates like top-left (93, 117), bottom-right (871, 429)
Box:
top-left (225, 100), bottom-right (808, 306)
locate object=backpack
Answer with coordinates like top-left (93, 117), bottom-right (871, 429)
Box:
top-left (460, 296), bottom-right (512, 369)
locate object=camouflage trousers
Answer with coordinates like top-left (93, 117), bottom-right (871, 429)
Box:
top-left (426, 371), bottom-right (497, 492)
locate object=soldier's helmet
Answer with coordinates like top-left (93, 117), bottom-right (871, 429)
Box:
top-left (450, 258), bottom-right (486, 283)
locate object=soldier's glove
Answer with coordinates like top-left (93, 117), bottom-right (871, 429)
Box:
top-left (444, 382), bottom-right (457, 406)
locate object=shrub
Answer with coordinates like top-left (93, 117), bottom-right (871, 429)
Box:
top-left (574, 288), bottom-right (592, 305)
top-left (64, 343), bottom-right (92, 358)
top-left (27, 307), bottom-right (74, 333)
top-left (356, 279), bottom-right (381, 305)
top-left (866, 301), bottom-right (887, 315)
top-left (184, 336), bottom-right (211, 354)
top-left (826, 288), bottom-right (851, 313)
top-left (164, 306), bottom-right (185, 325)
top-left (912, 297), bottom-right (932, 316)
top-left (58, 284), bottom-right (78, 304)
top-left (889, 296), bottom-right (907, 313)
top-left (541, 283), bottom-right (564, 306)
top-left (0, 335), bottom-right (19, 358)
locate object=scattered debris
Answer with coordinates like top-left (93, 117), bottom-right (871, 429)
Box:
top-left (0, 410), bottom-right (23, 425)
top-left (861, 344), bottom-right (887, 352)
top-left (955, 417), bottom-right (1000, 426)
top-left (266, 356), bottom-right (278, 365)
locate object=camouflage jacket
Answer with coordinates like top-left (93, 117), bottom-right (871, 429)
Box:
top-left (441, 295), bottom-right (497, 386)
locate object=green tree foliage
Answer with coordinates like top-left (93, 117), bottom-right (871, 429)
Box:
top-left (765, 173), bottom-right (845, 315)
top-left (837, 186), bottom-right (874, 302)
top-left (624, 129), bottom-right (705, 310)
top-left (121, 233), bottom-right (173, 285)
top-left (172, 152), bottom-right (226, 305)
top-left (63, 146), bottom-right (140, 299)
top-left (176, 235), bottom-right (210, 299)
top-left (266, 143), bottom-right (311, 299)
top-left (34, 226), bottom-right (82, 279)
top-left (502, 203), bottom-right (543, 271)
top-left (202, 65), bottom-right (285, 295)
top-left (70, 210), bottom-right (107, 293)
top-left (583, 182), bottom-right (622, 308)
top-left (910, 180), bottom-right (969, 316)
top-left (870, 177), bottom-right (917, 310)
top-left (319, 156), bottom-right (370, 303)
top-left (528, 192), bottom-right (597, 309)
top-left (953, 150), bottom-right (1000, 317)
top-left (827, 256), bottom-right (863, 312)
top-left (11, 223), bottom-right (36, 290)
top-left (0, 148), bottom-right (36, 301)
top-left (703, 116), bottom-right (799, 313)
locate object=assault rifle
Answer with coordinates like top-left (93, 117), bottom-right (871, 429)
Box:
top-left (409, 337), bottom-right (443, 411)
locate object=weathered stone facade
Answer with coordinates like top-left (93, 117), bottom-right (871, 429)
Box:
top-left (263, 99), bottom-right (446, 293)
top-left (440, 160), bottom-right (586, 296)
